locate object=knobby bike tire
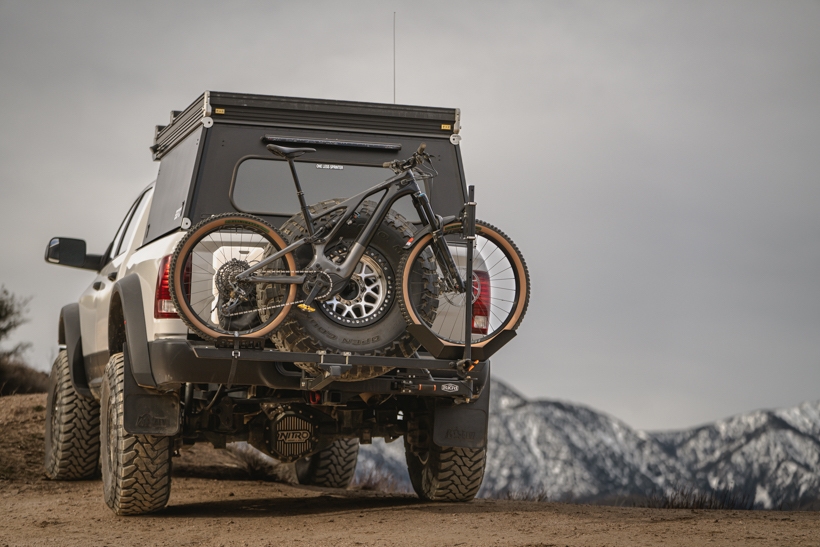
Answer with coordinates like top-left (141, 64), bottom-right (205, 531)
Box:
top-left (169, 213), bottom-right (298, 341)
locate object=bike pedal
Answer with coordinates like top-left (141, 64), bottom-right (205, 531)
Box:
top-left (298, 303), bottom-right (316, 313)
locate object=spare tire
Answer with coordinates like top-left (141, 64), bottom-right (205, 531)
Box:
top-left (270, 199), bottom-right (423, 381)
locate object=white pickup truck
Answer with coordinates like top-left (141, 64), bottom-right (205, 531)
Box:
top-left (43, 92), bottom-right (502, 515)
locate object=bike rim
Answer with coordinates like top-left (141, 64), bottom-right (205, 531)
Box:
top-left (403, 223), bottom-right (526, 345)
top-left (173, 217), bottom-right (297, 339)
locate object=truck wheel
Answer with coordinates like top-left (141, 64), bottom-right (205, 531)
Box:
top-left (273, 199), bottom-right (429, 381)
top-left (295, 438), bottom-right (359, 488)
top-left (44, 350), bottom-right (101, 480)
top-left (405, 441), bottom-right (486, 502)
top-left (101, 353), bottom-right (172, 515)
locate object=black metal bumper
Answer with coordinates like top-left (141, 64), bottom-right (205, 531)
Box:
top-left (148, 339), bottom-right (487, 400)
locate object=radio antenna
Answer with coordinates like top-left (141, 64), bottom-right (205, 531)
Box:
top-left (393, 12), bottom-right (396, 104)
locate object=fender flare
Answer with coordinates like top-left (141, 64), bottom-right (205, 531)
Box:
top-left (111, 273), bottom-right (156, 388)
top-left (58, 303), bottom-right (93, 399)
top-left (112, 274), bottom-right (180, 436)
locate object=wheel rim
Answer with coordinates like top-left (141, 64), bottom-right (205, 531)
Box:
top-left (322, 250), bottom-right (394, 326)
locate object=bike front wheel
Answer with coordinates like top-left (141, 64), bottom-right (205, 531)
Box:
top-left (169, 213), bottom-right (298, 340)
top-left (398, 219), bottom-right (530, 346)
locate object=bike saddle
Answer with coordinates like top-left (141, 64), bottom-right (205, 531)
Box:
top-left (266, 144), bottom-right (316, 159)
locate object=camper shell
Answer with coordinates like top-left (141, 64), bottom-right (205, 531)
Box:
top-left (145, 91), bottom-right (467, 246)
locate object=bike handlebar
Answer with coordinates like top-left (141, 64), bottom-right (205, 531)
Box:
top-left (383, 143), bottom-right (430, 173)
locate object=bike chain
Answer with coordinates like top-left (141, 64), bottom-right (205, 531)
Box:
top-left (219, 270), bottom-right (334, 317)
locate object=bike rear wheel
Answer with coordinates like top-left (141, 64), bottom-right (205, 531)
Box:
top-left (169, 213), bottom-right (298, 341)
top-left (399, 220), bottom-right (529, 346)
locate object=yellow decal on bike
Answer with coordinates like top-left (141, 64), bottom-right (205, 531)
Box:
top-left (214, 108), bottom-right (225, 115)
top-left (441, 124), bottom-right (452, 130)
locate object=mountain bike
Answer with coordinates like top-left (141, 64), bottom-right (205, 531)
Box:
top-left (169, 143), bottom-right (529, 356)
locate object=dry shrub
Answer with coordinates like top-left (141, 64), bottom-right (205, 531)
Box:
top-left (0, 286), bottom-right (42, 396)
top-left (0, 359), bottom-right (47, 396)
top-left (493, 488), bottom-right (552, 502)
top-left (640, 485), bottom-right (755, 511)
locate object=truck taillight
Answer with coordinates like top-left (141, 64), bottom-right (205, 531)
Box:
top-left (155, 254), bottom-right (186, 319)
top-left (472, 270), bottom-right (490, 335)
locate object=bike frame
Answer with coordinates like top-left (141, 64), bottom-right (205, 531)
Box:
top-left (235, 163), bottom-right (463, 298)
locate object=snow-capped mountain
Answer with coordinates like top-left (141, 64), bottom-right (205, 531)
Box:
top-left (355, 380), bottom-right (820, 508)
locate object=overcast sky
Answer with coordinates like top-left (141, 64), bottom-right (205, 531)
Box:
top-left (1, 0), bottom-right (818, 430)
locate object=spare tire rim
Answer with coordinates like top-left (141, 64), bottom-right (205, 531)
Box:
top-left (322, 252), bottom-right (393, 326)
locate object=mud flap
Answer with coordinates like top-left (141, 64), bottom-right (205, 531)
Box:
top-left (122, 343), bottom-right (180, 436)
top-left (432, 362), bottom-right (490, 449)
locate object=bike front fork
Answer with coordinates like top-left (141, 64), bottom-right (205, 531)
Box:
top-left (413, 191), bottom-right (466, 294)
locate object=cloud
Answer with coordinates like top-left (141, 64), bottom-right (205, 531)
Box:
top-left (1, 0), bottom-right (818, 429)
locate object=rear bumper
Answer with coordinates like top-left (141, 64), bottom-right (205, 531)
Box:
top-left (149, 339), bottom-right (301, 390)
top-left (148, 339), bottom-right (487, 400)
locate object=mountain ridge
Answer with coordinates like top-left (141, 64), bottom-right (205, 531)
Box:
top-left (356, 379), bottom-right (820, 508)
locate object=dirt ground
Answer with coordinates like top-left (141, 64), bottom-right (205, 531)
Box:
top-left (2, 394), bottom-right (819, 547)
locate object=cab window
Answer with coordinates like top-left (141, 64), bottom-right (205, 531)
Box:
top-left (117, 188), bottom-right (153, 257)
top-left (109, 189), bottom-right (151, 261)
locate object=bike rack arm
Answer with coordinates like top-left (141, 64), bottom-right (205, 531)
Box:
top-left (462, 185), bottom-right (476, 364)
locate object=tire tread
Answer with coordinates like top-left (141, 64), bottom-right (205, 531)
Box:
top-left (44, 351), bottom-right (100, 480)
top-left (102, 353), bottom-right (172, 515)
top-left (296, 438), bottom-right (359, 489)
top-left (406, 442), bottom-right (486, 502)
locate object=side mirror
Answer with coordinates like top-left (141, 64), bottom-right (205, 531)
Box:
top-left (45, 237), bottom-right (105, 271)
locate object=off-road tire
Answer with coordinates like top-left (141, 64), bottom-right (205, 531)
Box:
top-left (295, 438), bottom-right (359, 488)
top-left (101, 353), bottom-right (172, 515)
top-left (273, 199), bottom-right (427, 381)
top-left (405, 441), bottom-right (486, 502)
top-left (44, 350), bottom-right (101, 480)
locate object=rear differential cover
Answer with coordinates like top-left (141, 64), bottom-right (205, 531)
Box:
top-left (267, 409), bottom-right (317, 462)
